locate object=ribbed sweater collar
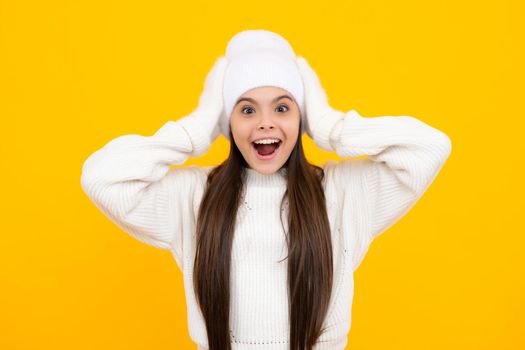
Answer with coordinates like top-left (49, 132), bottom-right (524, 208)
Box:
top-left (244, 166), bottom-right (288, 188)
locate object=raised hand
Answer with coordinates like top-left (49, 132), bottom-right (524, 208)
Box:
top-left (295, 56), bottom-right (341, 143)
top-left (178, 55), bottom-right (229, 157)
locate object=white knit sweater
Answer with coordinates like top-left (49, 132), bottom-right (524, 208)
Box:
top-left (80, 109), bottom-right (452, 349)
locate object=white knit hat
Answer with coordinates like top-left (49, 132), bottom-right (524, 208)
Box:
top-left (218, 29), bottom-right (305, 140)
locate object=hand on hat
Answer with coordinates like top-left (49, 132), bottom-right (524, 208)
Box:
top-left (296, 56), bottom-right (342, 146)
top-left (178, 56), bottom-right (229, 157)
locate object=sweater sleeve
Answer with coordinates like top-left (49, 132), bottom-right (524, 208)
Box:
top-left (80, 117), bottom-right (210, 261)
top-left (321, 109), bottom-right (452, 242)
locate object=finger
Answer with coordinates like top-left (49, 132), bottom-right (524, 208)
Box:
top-left (198, 56), bottom-right (228, 109)
top-left (296, 56), bottom-right (315, 80)
top-left (296, 58), bottom-right (322, 101)
top-left (205, 56), bottom-right (228, 92)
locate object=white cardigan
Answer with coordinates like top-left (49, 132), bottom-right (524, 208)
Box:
top-left (80, 109), bottom-right (452, 349)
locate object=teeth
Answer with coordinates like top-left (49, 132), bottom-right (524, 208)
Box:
top-left (253, 138), bottom-right (280, 145)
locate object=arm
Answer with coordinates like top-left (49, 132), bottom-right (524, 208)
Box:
top-left (319, 109), bottom-right (452, 241)
top-left (81, 55), bottom-right (227, 262)
top-left (80, 117), bottom-right (209, 261)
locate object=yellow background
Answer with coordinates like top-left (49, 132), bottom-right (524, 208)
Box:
top-left (2, 0), bottom-right (524, 349)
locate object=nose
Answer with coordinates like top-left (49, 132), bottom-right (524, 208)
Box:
top-left (257, 116), bottom-right (275, 131)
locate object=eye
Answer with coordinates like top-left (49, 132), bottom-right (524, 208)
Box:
top-left (241, 106), bottom-right (255, 114)
top-left (276, 104), bottom-right (289, 113)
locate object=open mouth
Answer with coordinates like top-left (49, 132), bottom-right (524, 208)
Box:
top-left (251, 139), bottom-right (282, 160)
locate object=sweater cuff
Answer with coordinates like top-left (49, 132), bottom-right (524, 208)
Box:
top-left (312, 108), bottom-right (346, 151)
top-left (176, 112), bottom-right (213, 157)
top-left (152, 120), bottom-right (194, 165)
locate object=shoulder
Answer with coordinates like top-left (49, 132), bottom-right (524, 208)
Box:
top-left (320, 159), bottom-right (373, 216)
top-left (165, 164), bottom-right (215, 183)
top-left (322, 159), bottom-right (371, 191)
top-left (164, 164), bottom-right (217, 212)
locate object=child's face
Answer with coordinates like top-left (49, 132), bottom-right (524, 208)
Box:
top-left (230, 86), bottom-right (301, 175)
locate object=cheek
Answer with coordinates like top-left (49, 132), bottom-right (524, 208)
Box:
top-left (282, 122), bottom-right (300, 153)
top-left (230, 118), bottom-right (250, 140)
top-left (230, 122), bottom-right (255, 155)
top-left (283, 119), bottom-right (301, 139)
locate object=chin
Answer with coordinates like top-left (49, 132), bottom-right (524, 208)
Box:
top-left (245, 154), bottom-right (289, 175)
top-left (250, 164), bottom-right (283, 175)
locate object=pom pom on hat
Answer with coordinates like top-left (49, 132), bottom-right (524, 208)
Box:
top-left (219, 29), bottom-right (305, 140)
top-left (225, 30), bottom-right (296, 59)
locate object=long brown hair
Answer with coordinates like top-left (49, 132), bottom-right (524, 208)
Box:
top-left (192, 122), bottom-right (333, 350)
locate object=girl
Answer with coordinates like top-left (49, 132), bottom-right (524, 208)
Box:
top-left (81, 30), bottom-right (452, 350)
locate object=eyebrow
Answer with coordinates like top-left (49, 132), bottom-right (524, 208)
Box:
top-left (234, 94), bottom-right (293, 107)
